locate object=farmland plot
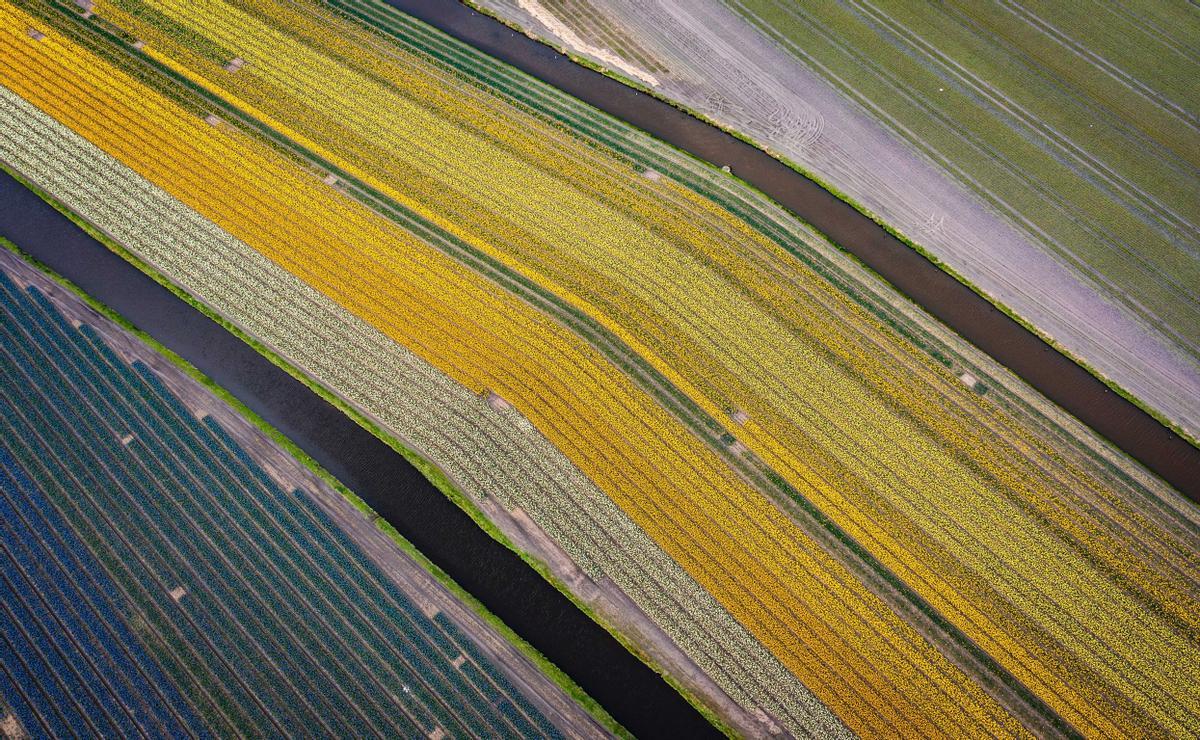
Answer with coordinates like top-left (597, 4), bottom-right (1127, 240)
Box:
top-left (0, 248), bottom-right (605, 738)
top-left (474, 0), bottom-right (1200, 440)
top-left (1, 0), bottom-right (1197, 736)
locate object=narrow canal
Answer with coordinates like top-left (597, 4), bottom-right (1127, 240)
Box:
top-left (0, 171), bottom-right (720, 739)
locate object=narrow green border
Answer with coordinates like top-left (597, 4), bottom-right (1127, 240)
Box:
top-left (0, 172), bottom-right (640, 738)
top-left (459, 0), bottom-right (1199, 452)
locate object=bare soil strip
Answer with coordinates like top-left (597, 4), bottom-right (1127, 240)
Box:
top-left (382, 0), bottom-right (1200, 500)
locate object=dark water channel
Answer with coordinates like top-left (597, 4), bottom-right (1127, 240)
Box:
top-left (381, 0), bottom-right (1200, 501)
top-left (0, 173), bottom-right (720, 738)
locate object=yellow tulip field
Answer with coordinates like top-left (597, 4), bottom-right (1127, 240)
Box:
top-left (1, 0), bottom-right (1196, 735)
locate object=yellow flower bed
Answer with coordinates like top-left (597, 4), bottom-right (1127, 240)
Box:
top-left (86, 0), bottom-right (1200, 734)
top-left (0, 4), bottom-right (1030, 735)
